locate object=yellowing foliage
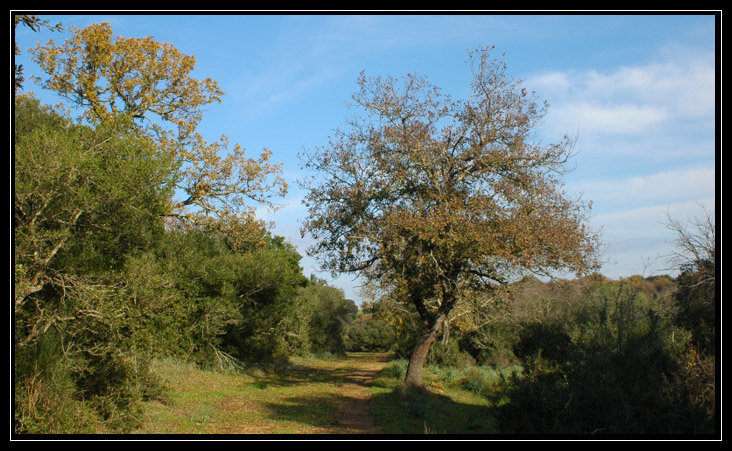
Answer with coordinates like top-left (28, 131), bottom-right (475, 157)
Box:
top-left (30, 22), bottom-right (287, 237)
top-left (302, 46), bottom-right (601, 387)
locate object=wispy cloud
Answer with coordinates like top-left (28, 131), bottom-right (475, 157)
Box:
top-left (527, 47), bottom-right (715, 139)
top-left (555, 102), bottom-right (669, 134)
top-left (571, 167), bottom-right (715, 209)
top-left (528, 44), bottom-right (716, 279)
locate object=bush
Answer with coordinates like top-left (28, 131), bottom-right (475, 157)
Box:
top-left (514, 321), bottom-right (575, 364)
top-left (381, 359), bottom-right (409, 381)
top-left (497, 277), bottom-right (715, 435)
top-left (300, 283), bottom-right (358, 355)
top-left (344, 316), bottom-right (397, 352)
top-left (426, 339), bottom-right (476, 368)
top-left (14, 97), bottom-right (174, 434)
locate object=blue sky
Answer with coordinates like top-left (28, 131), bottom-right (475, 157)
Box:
top-left (14, 13), bottom-right (718, 304)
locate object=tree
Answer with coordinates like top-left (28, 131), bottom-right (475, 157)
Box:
top-left (13, 14), bottom-right (62, 93)
top-left (300, 283), bottom-right (358, 355)
top-left (665, 205), bottom-right (716, 354)
top-left (29, 22), bottom-right (287, 235)
top-left (14, 95), bottom-right (174, 317)
top-left (14, 96), bottom-right (175, 432)
top-left (665, 205), bottom-right (715, 291)
top-left (301, 47), bottom-right (600, 388)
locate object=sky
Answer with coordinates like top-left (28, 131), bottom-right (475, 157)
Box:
top-left (13, 12), bottom-right (718, 305)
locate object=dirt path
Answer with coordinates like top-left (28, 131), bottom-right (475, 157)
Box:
top-left (324, 353), bottom-right (391, 434)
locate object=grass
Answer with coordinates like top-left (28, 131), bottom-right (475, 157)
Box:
top-left (369, 360), bottom-right (506, 434)
top-left (134, 353), bottom-right (511, 435)
top-left (135, 353), bottom-right (387, 434)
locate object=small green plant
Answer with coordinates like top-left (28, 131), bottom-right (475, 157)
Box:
top-left (190, 404), bottom-right (216, 424)
top-left (462, 367), bottom-right (491, 396)
top-left (381, 359), bottom-right (409, 381)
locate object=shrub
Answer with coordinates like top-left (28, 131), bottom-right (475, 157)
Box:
top-left (344, 316), bottom-right (397, 352)
top-left (381, 359), bottom-right (409, 381)
top-left (426, 339), bottom-right (476, 368)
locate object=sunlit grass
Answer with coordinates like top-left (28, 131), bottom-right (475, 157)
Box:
top-left (136, 356), bottom-right (342, 434)
top-left (135, 354), bottom-right (511, 435)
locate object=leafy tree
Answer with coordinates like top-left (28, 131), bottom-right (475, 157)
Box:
top-left (298, 283), bottom-right (358, 355)
top-left (123, 229), bottom-right (244, 364)
top-left (344, 315), bottom-right (397, 352)
top-left (15, 18), bottom-right (300, 431)
top-left (14, 95), bottom-right (174, 325)
top-left (301, 46), bottom-right (599, 388)
top-left (221, 235), bottom-right (309, 362)
top-left (29, 22), bottom-right (287, 235)
top-left (14, 95), bottom-right (174, 432)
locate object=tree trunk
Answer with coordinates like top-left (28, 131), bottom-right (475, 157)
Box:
top-left (403, 313), bottom-right (446, 389)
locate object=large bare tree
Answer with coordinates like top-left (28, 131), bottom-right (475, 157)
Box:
top-left (301, 47), bottom-right (600, 388)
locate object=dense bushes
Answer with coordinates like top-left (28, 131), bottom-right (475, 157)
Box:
top-left (498, 277), bottom-right (702, 434)
top-left (344, 315), bottom-right (397, 353)
top-left (13, 96), bottom-right (359, 434)
top-left (367, 270), bottom-right (715, 435)
top-left (14, 97), bottom-right (174, 433)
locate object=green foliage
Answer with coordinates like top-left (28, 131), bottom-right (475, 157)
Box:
top-left (486, 210), bottom-right (717, 434)
top-left (514, 321), bottom-right (575, 364)
top-left (378, 359), bottom-right (409, 383)
top-left (344, 315), bottom-right (397, 352)
top-left (224, 235), bottom-right (309, 362)
top-left (497, 277), bottom-right (714, 435)
top-left (14, 95), bottom-right (174, 285)
top-left (458, 321), bottom-right (519, 367)
top-left (123, 230), bottom-right (244, 363)
top-left (674, 263), bottom-right (715, 354)
top-left (15, 21), bottom-right (350, 434)
top-left (14, 96), bottom-right (174, 434)
top-left (426, 339), bottom-right (476, 368)
top-left (371, 272), bottom-right (714, 434)
top-left (124, 229), bottom-right (312, 366)
top-left (294, 282), bottom-right (358, 356)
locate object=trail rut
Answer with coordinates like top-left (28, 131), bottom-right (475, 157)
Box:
top-left (323, 354), bottom-right (390, 434)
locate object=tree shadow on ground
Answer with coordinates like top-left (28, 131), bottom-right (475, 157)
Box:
top-left (371, 387), bottom-right (500, 435)
top-left (261, 386), bottom-right (501, 435)
top-left (244, 353), bottom-right (392, 390)
top-left (262, 392), bottom-right (382, 434)
top-left (261, 392), bottom-right (343, 432)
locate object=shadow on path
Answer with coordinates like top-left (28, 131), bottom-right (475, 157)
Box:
top-left (259, 353), bottom-right (390, 434)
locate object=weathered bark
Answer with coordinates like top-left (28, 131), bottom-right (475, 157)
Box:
top-left (403, 312), bottom-right (447, 389)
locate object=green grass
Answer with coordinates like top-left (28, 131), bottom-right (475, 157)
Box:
top-left (369, 361), bottom-right (510, 434)
top-left (134, 354), bottom-right (510, 435)
top-left (135, 356), bottom-right (346, 434)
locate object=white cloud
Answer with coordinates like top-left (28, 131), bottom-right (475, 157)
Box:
top-left (527, 48), bottom-right (715, 139)
top-left (583, 59), bottom-right (715, 119)
top-left (572, 167), bottom-right (716, 207)
top-left (554, 102), bottom-right (669, 134)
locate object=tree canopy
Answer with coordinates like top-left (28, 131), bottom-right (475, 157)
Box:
top-left (301, 46), bottom-right (600, 387)
top-left (30, 22), bottom-right (288, 237)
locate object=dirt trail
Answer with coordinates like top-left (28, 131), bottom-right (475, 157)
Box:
top-left (324, 353), bottom-right (391, 434)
